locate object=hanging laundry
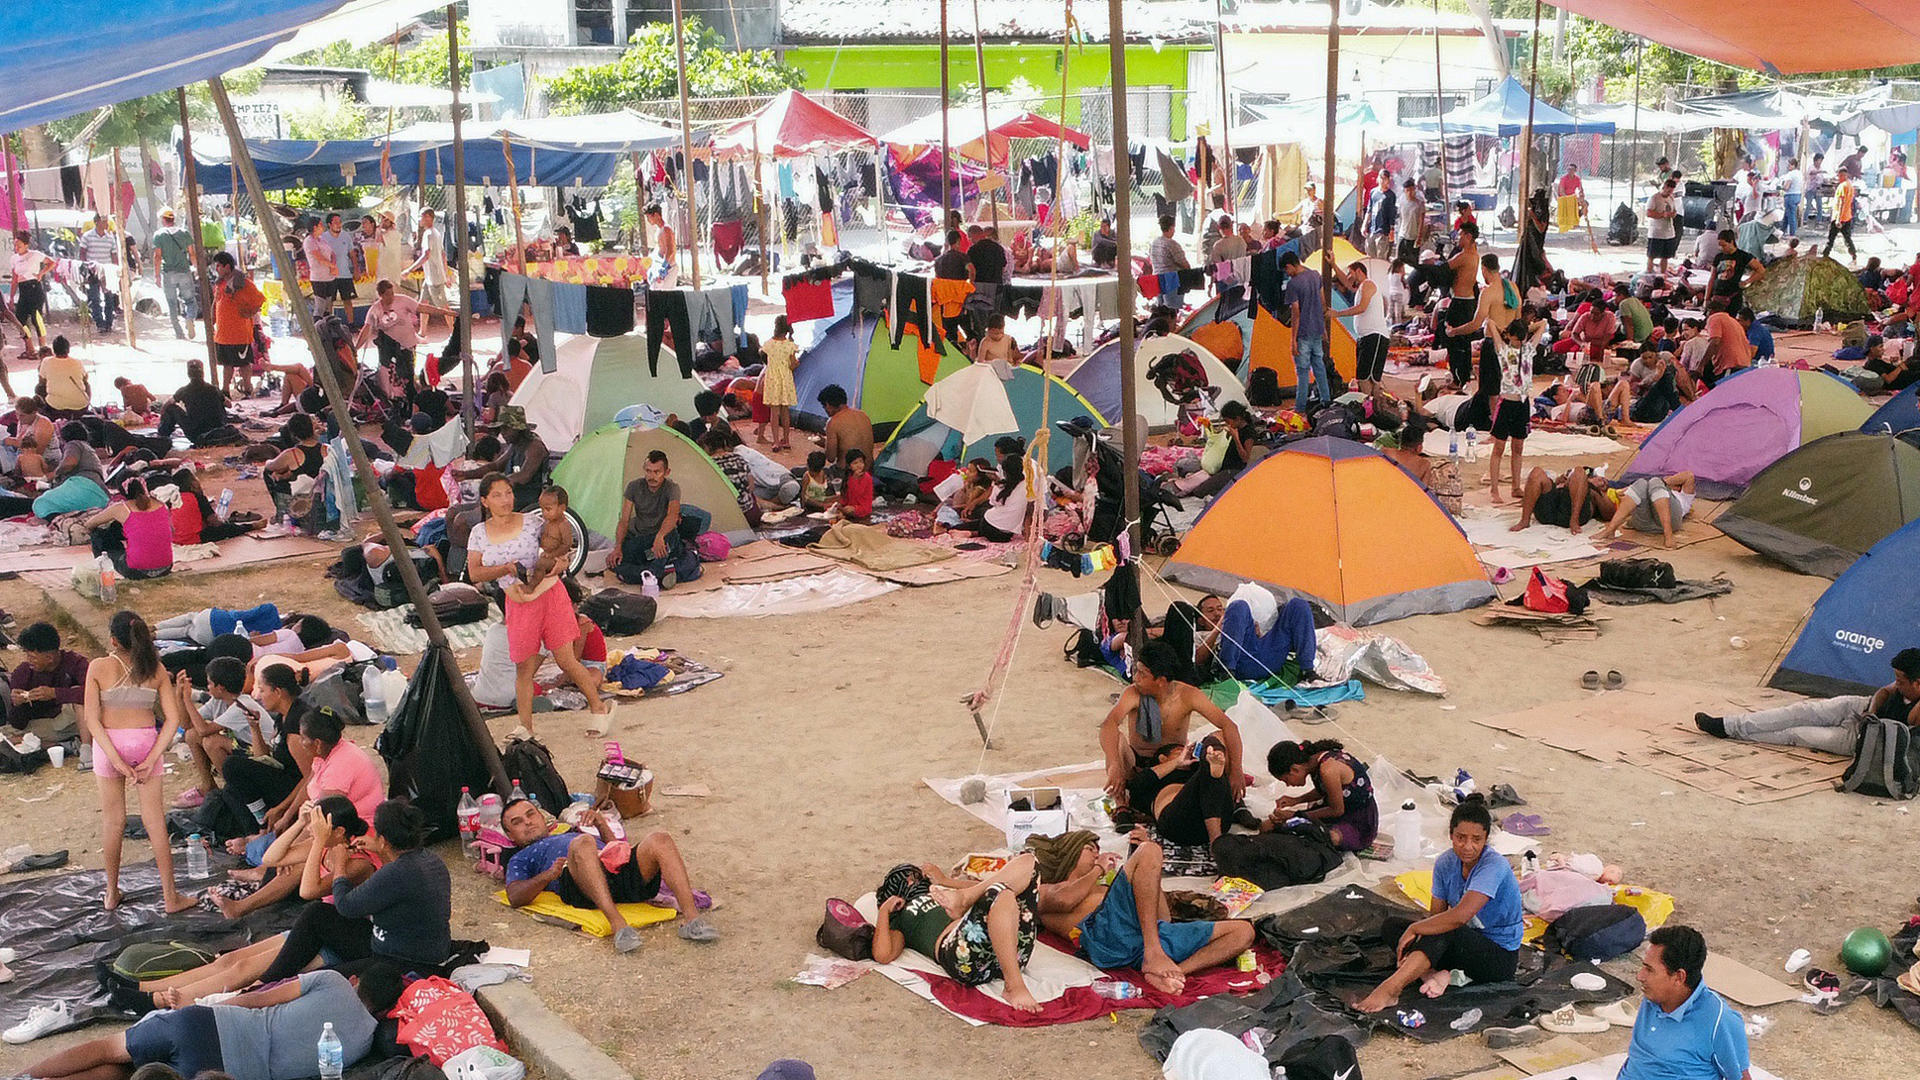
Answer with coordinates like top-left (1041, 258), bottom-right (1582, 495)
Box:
top-left (645, 290), bottom-right (695, 378)
top-left (525, 277), bottom-right (559, 371)
top-left (852, 265), bottom-right (890, 317)
top-left (688, 286), bottom-right (738, 355)
top-left (1137, 273), bottom-right (1163, 300)
top-left (712, 220), bottom-right (744, 264)
top-left (888, 272), bottom-right (933, 350)
top-left (550, 282), bottom-right (588, 335)
top-left (782, 277), bottom-right (834, 323)
top-left (929, 278), bottom-right (974, 347)
top-left (815, 167), bottom-right (833, 213)
top-left (585, 284), bottom-right (635, 337)
top-left (729, 284), bottom-right (750, 338)
top-left (567, 194), bottom-right (602, 242)
top-left (1157, 148), bottom-right (1194, 205)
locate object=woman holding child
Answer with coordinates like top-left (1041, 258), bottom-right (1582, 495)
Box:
top-left (465, 473), bottom-right (612, 738)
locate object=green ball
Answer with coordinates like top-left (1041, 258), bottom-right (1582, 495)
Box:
top-left (1841, 928), bottom-right (1894, 976)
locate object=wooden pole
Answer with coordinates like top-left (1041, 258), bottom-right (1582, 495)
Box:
top-left (110, 147), bottom-right (136, 348)
top-left (752, 125), bottom-right (770, 296)
top-left (1108, 0), bottom-right (1139, 556)
top-left (971, 0), bottom-right (998, 231)
top-left (1433, 0), bottom-right (1448, 210)
top-left (1630, 38), bottom-right (1643, 202)
top-left (447, 5), bottom-right (476, 438)
top-left (500, 134), bottom-right (526, 271)
top-left (941, 0), bottom-right (953, 216)
top-left (670, 0), bottom-right (702, 289)
top-left (206, 76), bottom-right (509, 794)
top-left (1519, 0), bottom-right (1541, 211)
top-left (1214, 0), bottom-right (1234, 214)
top-left (176, 89), bottom-right (220, 367)
top-left (1322, 0), bottom-right (1340, 312)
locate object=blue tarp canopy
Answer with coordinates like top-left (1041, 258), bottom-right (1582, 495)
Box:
top-left (3, 0), bottom-right (355, 134)
top-left (1408, 77), bottom-right (1615, 138)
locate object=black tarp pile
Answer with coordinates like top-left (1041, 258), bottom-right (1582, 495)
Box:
top-left (1138, 969), bottom-right (1367, 1067)
top-left (1858, 919), bottom-right (1920, 1029)
top-left (1257, 884), bottom-right (1636, 1043)
top-left (0, 857), bottom-right (296, 1036)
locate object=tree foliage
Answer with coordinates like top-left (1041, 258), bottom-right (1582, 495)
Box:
top-left (542, 17), bottom-right (803, 115)
top-left (44, 71), bottom-right (265, 150)
top-left (289, 23), bottom-right (472, 88)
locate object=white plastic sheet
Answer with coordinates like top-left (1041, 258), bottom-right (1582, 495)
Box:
top-left (654, 568), bottom-right (898, 619)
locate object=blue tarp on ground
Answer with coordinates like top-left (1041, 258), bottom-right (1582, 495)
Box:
top-left (3, 0), bottom-right (354, 134)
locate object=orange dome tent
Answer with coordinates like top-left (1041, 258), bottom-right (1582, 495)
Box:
top-left (1163, 437), bottom-right (1494, 625)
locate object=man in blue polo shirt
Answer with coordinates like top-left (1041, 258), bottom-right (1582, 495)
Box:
top-left (1619, 925), bottom-right (1750, 1080)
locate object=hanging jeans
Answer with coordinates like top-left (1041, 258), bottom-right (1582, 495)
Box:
top-left (1217, 596), bottom-right (1316, 684)
top-left (644, 289), bottom-right (695, 377)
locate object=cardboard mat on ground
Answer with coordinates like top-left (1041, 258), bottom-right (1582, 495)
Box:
top-left (2, 533), bottom-right (339, 577)
top-left (1473, 680), bottom-right (1847, 803)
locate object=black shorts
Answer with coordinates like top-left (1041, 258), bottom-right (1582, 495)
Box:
top-left (1385, 916), bottom-right (1519, 985)
top-left (331, 278), bottom-right (357, 301)
top-left (1647, 235), bottom-right (1679, 258)
top-left (1488, 396), bottom-right (1529, 441)
top-left (126, 1004), bottom-right (225, 1076)
top-left (215, 342), bottom-right (254, 368)
top-left (1534, 480), bottom-right (1597, 529)
top-left (555, 852), bottom-right (662, 908)
top-left (15, 279), bottom-right (46, 326)
top-left (1355, 333), bottom-right (1389, 382)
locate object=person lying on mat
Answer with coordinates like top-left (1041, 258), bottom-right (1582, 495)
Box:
top-left (1696, 647), bottom-right (1920, 753)
top-left (871, 855), bottom-right (1045, 1013)
top-left (1618, 925), bottom-right (1751, 1080)
top-left (1263, 739), bottom-right (1378, 852)
top-left (1352, 795), bottom-right (1523, 1013)
top-left (1590, 471), bottom-right (1697, 548)
top-left (1510, 466), bottom-right (1613, 537)
top-left (501, 797), bottom-right (719, 954)
top-left (1030, 829), bottom-right (1256, 996)
top-left (1101, 640), bottom-right (1246, 816)
top-left (22, 967), bottom-right (401, 1080)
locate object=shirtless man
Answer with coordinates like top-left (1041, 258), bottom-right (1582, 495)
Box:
top-left (1444, 252), bottom-right (1516, 394)
top-left (1100, 640), bottom-right (1245, 814)
top-left (1441, 221), bottom-right (1482, 390)
top-left (1033, 829), bottom-right (1256, 995)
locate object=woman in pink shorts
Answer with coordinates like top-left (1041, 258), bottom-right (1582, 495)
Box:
top-left (465, 474), bottom-right (611, 738)
top-left (86, 610), bottom-right (195, 912)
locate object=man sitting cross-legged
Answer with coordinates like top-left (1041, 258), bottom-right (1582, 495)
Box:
top-left (502, 797), bottom-right (719, 954)
top-left (871, 854), bottom-right (1046, 1013)
top-left (1030, 829), bottom-right (1255, 995)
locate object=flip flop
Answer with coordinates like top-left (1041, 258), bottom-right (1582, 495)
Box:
top-left (1592, 998), bottom-right (1639, 1027)
top-left (1031, 592), bottom-right (1056, 628)
top-left (1581, 670), bottom-right (1601, 690)
top-left (1604, 670), bottom-right (1626, 690)
top-left (1500, 812), bottom-right (1550, 837)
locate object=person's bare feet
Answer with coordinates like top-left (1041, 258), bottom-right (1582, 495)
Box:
top-left (212, 893), bottom-right (245, 919)
top-left (1490, 489), bottom-right (1505, 505)
top-left (1420, 969), bottom-right (1452, 998)
top-left (1142, 954), bottom-right (1186, 996)
top-left (151, 987), bottom-right (183, 1010)
top-left (1204, 745), bottom-right (1227, 778)
top-left (1508, 520), bottom-right (1528, 532)
top-left (1569, 523), bottom-right (1583, 536)
top-left (1353, 988), bottom-right (1398, 1013)
top-left (225, 837), bottom-right (252, 857)
top-left (228, 866), bottom-right (266, 884)
top-left (1004, 984), bottom-right (1044, 1013)
top-left (104, 884), bottom-right (121, 911)
top-left (164, 894), bottom-right (200, 915)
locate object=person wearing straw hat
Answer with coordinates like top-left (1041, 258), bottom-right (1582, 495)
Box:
top-left (152, 208), bottom-right (199, 340)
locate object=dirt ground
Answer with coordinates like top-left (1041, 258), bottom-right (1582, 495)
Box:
top-left (4, 227), bottom-right (1920, 1079)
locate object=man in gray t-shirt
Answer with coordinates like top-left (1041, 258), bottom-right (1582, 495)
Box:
top-left (613, 449), bottom-right (690, 585)
top-left (1147, 214), bottom-right (1190, 311)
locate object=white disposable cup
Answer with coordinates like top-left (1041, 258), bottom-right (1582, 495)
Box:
top-left (48, 746), bottom-right (66, 768)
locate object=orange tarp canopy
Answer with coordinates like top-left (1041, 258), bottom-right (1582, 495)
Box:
top-left (1548, 0), bottom-right (1920, 75)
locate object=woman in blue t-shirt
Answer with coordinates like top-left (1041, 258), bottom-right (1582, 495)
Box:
top-left (1354, 795), bottom-right (1524, 1013)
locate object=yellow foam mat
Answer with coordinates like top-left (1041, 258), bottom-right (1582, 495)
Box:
top-left (493, 890), bottom-right (677, 938)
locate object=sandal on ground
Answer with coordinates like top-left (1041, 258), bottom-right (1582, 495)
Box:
top-left (1592, 998), bottom-right (1639, 1027)
top-left (1581, 670), bottom-right (1601, 690)
top-left (1603, 670), bottom-right (1625, 690)
top-left (584, 708), bottom-right (617, 738)
top-left (1536, 1005), bottom-right (1609, 1034)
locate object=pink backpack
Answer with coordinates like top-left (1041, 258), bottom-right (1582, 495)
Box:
top-left (694, 531), bottom-right (731, 562)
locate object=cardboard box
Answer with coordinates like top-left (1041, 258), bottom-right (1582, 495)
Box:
top-left (1004, 787), bottom-right (1071, 848)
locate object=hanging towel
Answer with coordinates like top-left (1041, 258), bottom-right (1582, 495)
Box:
top-left (928, 278), bottom-right (973, 321)
top-left (701, 285), bottom-right (738, 355)
top-left (585, 284), bottom-right (635, 337)
top-left (712, 219), bottom-right (744, 263)
top-left (1137, 273), bottom-right (1163, 300)
top-left (550, 282), bottom-right (588, 335)
top-left (1157, 148), bottom-right (1193, 205)
top-left (523, 277), bottom-right (559, 372)
top-left (687, 288), bottom-right (728, 356)
top-left (497, 272), bottom-right (530, 339)
top-left (644, 289), bottom-right (695, 378)
top-left (1177, 268), bottom-right (1207, 294)
top-left (729, 284), bottom-right (750, 335)
top-left (782, 278), bottom-right (834, 323)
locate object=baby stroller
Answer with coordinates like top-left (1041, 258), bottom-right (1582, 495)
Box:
top-left (315, 315), bottom-right (395, 425)
top-left (1054, 417), bottom-right (1186, 554)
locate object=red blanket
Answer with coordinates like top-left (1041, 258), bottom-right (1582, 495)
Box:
top-left (916, 933), bottom-right (1286, 1028)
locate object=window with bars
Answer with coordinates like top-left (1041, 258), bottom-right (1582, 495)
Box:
top-left (574, 0), bottom-right (615, 45)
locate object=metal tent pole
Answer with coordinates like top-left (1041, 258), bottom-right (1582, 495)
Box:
top-left (207, 75), bottom-right (509, 794)
top-left (447, 4), bottom-right (476, 438)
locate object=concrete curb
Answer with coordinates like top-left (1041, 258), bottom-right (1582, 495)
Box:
top-left (476, 980), bottom-right (634, 1080)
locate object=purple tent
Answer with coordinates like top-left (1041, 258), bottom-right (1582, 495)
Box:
top-left (1623, 368), bottom-right (1872, 499)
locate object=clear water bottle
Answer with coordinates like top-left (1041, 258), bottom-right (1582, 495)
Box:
top-left (510, 778), bottom-right (529, 808)
top-left (1392, 800), bottom-right (1422, 861)
top-left (1448, 427), bottom-right (1459, 459)
top-left (214, 487), bottom-right (234, 522)
top-left (317, 1022), bottom-right (343, 1080)
top-left (476, 792), bottom-right (503, 835)
top-left (96, 556), bottom-right (117, 604)
top-left (186, 833), bottom-right (209, 880)
top-left (1463, 427), bottom-right (1478, 462)
top-left (1091, 978), bottom-right (1142, 1000)
top-left (361, 674), bottom-right (388, 726)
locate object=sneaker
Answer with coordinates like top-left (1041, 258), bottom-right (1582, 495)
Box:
top-left (172, 788), bottom-right (206, 809)
top-left (3, 1001), bottom-right (74, 1044)
top-left (1694, 712), bottom-right (1727, 738)
top-left (1804, 967), bottom-right (1842, 1002)
top-left (1232, 806), bottom-right (1263, 831)
top-left (676, 916), bottom-right (720, 943)
top-left (77, 745), bottom-right (93, 772)
top-left (613, 926), bottom-right (642, 954)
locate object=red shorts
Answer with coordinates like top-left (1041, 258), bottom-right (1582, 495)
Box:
top-left (506, 582), bottom-right (580, 664)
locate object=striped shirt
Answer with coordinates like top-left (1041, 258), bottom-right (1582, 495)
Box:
top-left (77, 229), bottom-right (119, 264)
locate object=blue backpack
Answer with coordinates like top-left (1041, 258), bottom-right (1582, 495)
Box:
top-left (1546, 904), bottom-right (1646, 961)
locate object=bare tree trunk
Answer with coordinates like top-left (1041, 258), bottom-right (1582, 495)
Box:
top-left (1464, 0), bottom-right (1510, 79)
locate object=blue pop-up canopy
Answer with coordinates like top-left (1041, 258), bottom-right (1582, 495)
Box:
top-left (1409, 77), bottom-right (1616, 138)
top-left (2, 0), bottom-right (356, 134)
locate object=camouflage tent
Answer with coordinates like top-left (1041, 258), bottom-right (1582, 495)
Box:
top-left (1744, 254), bottom-right (1870, 325)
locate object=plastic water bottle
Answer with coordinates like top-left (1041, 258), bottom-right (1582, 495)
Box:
top-left (361, 675), bottom-right (389, 726)
top-left (96, 556), bottom-right (117, 604)
top-left (186, 833), bottom-right (209, 880)
top-left (1814, 306), bottom-right (1827, 333)
top-left (1392, 800), bottom-right (1422, 861)
top-left (214, 487), bottom-right (234, 522)
top-left (317, 1022), bottom-right (343, 1080)
top-left (456, 787), bottom-right (480, 852)
top-left (1091, 978), bottom-right (1142, 1000)
top-left (1463, 427), bottom-right (1478, 463)
top-left (1448, 427), bottom-right (1460, 460)
top-left (476, 793), bottom-right (503, 835)
top-left (510, 778), bottom-right (530, 808)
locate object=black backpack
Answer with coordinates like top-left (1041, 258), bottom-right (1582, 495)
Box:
top-left (578, 589), bottom-right (658, 636)
top-left (502, 735), bottom-right (572, 812)
top-left (406, 583), bottom-right (489, 628)
top-left (1247, 366), bottom-right (1282, 407)
top-left (1840, 717), bottom-right (1920, 800)
top-left (1544, 904), bottom-right (1646, 961)
top-left (1608, 202), bottom-right (1639, 245)
top-left (1597, 557), bottom-right (1676, 591)
top-left (1275, 1035), bottom-right (1361, 1080)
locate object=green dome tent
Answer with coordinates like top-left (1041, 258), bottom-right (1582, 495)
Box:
top-left (1744, 254), bottom-right (1869, 325)
top-left (1715, 431), bottom-right (1920, 577)
top-left (551, 424), bottom-right (754, 543)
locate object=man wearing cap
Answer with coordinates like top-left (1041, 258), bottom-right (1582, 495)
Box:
top-left (501, 797), bottom-right (718, 954)
top-left (1030, 828), bottom-right (1255, 995)
top-left (457, 405), bottom-right (548, 510)
top-left (152, 208), bottom-right (199, 340)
